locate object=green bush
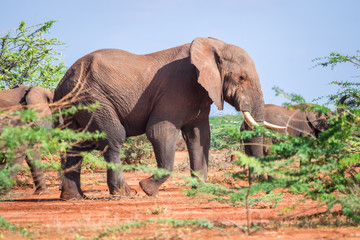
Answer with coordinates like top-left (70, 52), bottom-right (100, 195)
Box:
top-left (119, 114), bottom-right (245, 165)
top-left (0, 20), bottom-right (70, 195)
top-left (0, 21), bottom-right (66, 89)
top-left (121, 135), bottom-right (154, 165)
top-left (0, 107), bottom-right (106, 192)
top-left (0, 20), bottom-right (106, 197)
top-left (118, 114), bottom-right (245, 165)
top-left (209, 114), bottom-right (244, 151)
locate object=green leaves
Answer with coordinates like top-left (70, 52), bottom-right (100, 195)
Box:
top-left (0, 21), bottom-right (66, 89)
top-left (121, 135), bottom-right (153, 165)
top-left (0, 216), bottom-right (34, 240)
top-left (272, 86), bottom-right (306, 105)
top-left (313, 51), bottom-right (360, 69)
top-left (0, 105), bottom-right (106, 192)
top-left (209, 114), bottom-right (243, 150)
top-left (313, 51), bottom-right (360, 110)
top-left (95, 218), bottom-right (214, 239)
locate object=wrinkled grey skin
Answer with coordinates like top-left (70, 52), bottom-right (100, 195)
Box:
top-left (0, 85), bottom-right (53, 195)
top-left (241, 104), bottom-right (329, 155)
top-left (54, 37), bottom-right (265, 200)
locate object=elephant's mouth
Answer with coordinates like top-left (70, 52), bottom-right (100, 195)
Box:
top-left (243, 111), bottom-right (286, 130)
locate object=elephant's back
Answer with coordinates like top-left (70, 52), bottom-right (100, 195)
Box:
top-left (264, 104), bottom-right (309, 136)
top-left (264, 104), bottom-right (299, 134)
top-left (52, 49), bottom-right (154, 134)
top-left (0, 86), bottom-right (29, 108)
top-left (54, 49), bottom-right (145, 101)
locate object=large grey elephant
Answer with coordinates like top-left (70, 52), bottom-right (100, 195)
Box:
top-left (54, 37), bottom-right (282, 200)
top-left (241, 104), bottom-right (329, 156)
top-left (0, 85), bottom-right (53, 195)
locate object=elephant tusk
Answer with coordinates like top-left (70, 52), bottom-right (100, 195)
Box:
top-left (243, 111), bottom-right (287, 130)
top-left (242, 111), bottom-right (259, 127)
top-left (263, 121), bottom-right (287, 130)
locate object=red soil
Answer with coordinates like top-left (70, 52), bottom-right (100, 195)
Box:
top-left (0, 152), bottom-right (359, 239)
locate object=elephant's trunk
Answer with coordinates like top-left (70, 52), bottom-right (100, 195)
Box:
top-left (241, 105), bottom-right (265, 159)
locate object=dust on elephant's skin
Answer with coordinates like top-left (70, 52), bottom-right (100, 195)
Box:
top-left (54, 37), bottom-right (266, 200)
top-left (0, 85), bottom-right (53, 195)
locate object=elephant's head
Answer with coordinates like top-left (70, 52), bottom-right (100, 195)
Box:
top-left (305, 111), bottom-right (329, 137)
top-left (26, 87), bottom-right (54, 129)
top-left (190, 37), bottom-right (263, 114)
top-left (190, 37), bottom-right (268, 157)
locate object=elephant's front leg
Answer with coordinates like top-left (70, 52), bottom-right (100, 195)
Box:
top-left (182, 120), bottom-right (210, 180)
top-left (25, 152), bottom-right (47, 195)
top-left (140, 121), bottom-right (180, 196)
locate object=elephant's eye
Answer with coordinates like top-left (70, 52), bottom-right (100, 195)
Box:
top-left (239, 75), bottom-right (246, 82)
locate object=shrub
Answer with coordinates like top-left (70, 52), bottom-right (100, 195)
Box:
top-left (0, 106), bottom-right (106, 193)
top-left (209, 114), bottom-right (244, 151)
top-left (0, 21), bottom-right (66, 89)
top-left (121, 135), bottom-right (154, 165)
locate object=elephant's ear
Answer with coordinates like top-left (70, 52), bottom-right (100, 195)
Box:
top-left (306, 111), bottom-right (328, 132)
top-left (190, 37), bottom-right (224, 110)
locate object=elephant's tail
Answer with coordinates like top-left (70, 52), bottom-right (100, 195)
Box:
top-left (51, 106), bottom-right (64, 129)
top-left (57, 108), bottom-right (65, 127)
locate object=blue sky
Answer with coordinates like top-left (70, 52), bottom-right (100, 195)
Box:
top-left (1, 0), bottom-right (359, 115)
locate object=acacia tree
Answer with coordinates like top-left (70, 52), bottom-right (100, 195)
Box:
top-left (314, 51), bottom-right (360, 109)
top-left (0, 21), bottom-right (66, 89)
top-left (0, 21), bottom-right (105, 194)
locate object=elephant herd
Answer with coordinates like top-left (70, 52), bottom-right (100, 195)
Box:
top-left (0, 37), bottom-right (329, 200)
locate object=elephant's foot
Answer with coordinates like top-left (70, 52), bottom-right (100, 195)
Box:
top-left (109, 182), bottom-right (137, 197)
top-left (139, 177), bottom-right (160, 197)
top-left (33, 186), bottom-right (49, 195)
top-left (60, 190), bottom-right (84, 200)
top-left (59, 178), bottom-right (85, 200)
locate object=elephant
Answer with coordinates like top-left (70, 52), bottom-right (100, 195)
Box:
top-left (241, 104), bottom-right (329, 156)
top-left (54, 37), bottom-right (283, 200)
top-left (0, 85), bottom-right (53, 195)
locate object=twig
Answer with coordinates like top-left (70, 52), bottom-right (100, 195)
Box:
top-left (270, 204), bottom-right (331, 223)
top-left (217, 219), bottom-right (246, 233)
top-left (245, 166), bottom-right (252, 235)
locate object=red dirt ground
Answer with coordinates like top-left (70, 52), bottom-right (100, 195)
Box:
top-left (1, 151), bottom-right (359, 239)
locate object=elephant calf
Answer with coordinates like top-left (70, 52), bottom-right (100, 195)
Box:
top-left (0, 85), bottom-right (53, 195)
top-left (241, 104), bottom-right (329, 156)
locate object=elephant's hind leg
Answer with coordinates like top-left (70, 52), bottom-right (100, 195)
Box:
top-left (140, 121), bottom-right (180, 196)
top-left (95, 110), bottom-right (136, 197)
top-left (60, 146), bottom-right (86, 200)
top-left (104, 143), bottom-right (137, 197)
